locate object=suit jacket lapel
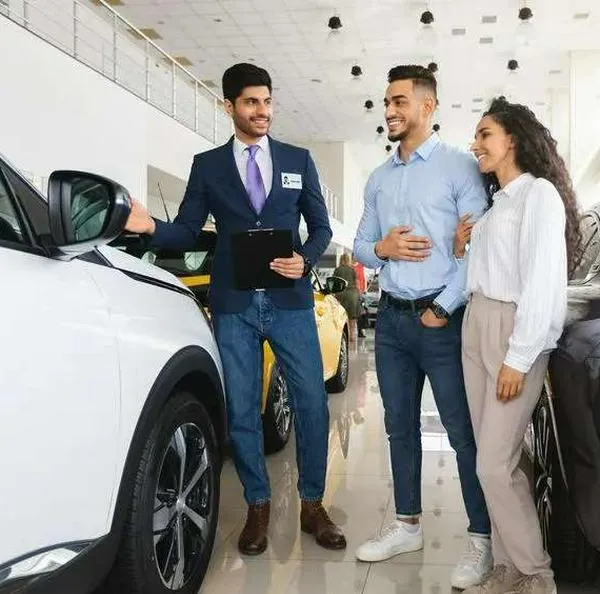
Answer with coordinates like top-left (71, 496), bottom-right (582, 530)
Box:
top-left (261, 136), bottom-right (281, 214)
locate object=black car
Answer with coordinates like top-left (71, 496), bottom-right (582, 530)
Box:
top-left (529, 204), bottom-right (600, 585)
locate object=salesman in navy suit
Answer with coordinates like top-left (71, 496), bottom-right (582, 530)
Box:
top-left (125, 63), bottom-right (345, 555)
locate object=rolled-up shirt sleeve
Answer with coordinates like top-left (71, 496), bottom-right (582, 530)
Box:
top-left (354, 173), bottom-right (389, 269)
top-left (504, 180), bottom-right (567, 373)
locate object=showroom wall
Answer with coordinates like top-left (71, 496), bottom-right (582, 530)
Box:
top-left (0, 15), bottom-right (214, 200)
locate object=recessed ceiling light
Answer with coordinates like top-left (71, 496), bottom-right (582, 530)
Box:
top-left (173, 56), bottom-right (193, 67)
top-left (535, 101), bottom-right (546, 106)
top-left (481, 15), bottom-right (497, 24)
top-left (127, 27), bottom-right (162, 40)
top-left (573, 12), bottom-right (590, 20)
top-left (472, 108), bottom-right (482, 113)
top-left (452, 28), bottom-right (466, 36)
top-left (549, 69), bottom-right (562, 75)
top-left (451, 103), bottom-right (462, 109)
top-left (214, 18), bottom-right (222, 23)
top-left (311, 78), bottom-right (322, 83)
top-left (479, 37), bottom-right (494, 44)
top-left (473, 97), bottom-right (484, 103)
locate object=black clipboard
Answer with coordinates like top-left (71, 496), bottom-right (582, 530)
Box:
top-left (231, 228), bottom-right (294, 290)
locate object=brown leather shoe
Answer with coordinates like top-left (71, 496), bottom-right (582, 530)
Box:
top-left (238, 502), bottom-right (270, 555)
top-left (300, 500), bottom-right (347, 550)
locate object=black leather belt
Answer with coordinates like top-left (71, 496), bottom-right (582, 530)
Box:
top-left (381, 290), bottom-right (442, 313)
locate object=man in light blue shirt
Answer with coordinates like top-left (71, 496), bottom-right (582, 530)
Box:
top-left (354, 65), bottom-right (491, 591)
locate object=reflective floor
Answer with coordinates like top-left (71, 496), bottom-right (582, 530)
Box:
top-left (200, 331), bottom-right (597, 594)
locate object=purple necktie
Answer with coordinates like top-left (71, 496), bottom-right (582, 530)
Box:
top-left (245, 144), bottom-right (267, 214)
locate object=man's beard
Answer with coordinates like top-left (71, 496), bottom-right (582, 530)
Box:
top-left (388, 128), bottom-right (410, 143)
top-left (387, 119), bottom-right (415, 143)
top-left (235, 116), bottom-right (271, 138)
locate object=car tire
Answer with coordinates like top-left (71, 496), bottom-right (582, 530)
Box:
top-left (262, 363), bottom-right (294, 455)
top-left (110, 392), bottom-right (220, 594)
top-left (533, 390), bottom-right (600, 584)
top-left (326, 329), bottom-right (349, 394)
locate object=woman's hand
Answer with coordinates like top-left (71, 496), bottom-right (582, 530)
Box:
top-left (454, 214), bottom-right (475, 259)
top-left (497, 364), bottom-right (525, 402)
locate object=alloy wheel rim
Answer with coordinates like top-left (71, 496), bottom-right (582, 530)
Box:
top-left (273, 370), bottom-right (292, 440)
top-left (534, 403), bottom-right (552, 551)
top-left (153, 422), bottom-right (214, 590)
top-left (339, 336), bottom-right (348, 385)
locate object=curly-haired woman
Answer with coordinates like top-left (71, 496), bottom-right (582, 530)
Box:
top-left (455, 97), bottom-right (582, 594)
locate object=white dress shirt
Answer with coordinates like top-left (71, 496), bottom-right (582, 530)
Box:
top-left (467, 173), bottom-right (567, 373)
top-left (233, 134), bottom-right (273, 197)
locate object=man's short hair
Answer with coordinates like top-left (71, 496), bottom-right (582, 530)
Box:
top-left (387, 64), bottom-right (438, 102)
top-left (222, 63), bottom-right (272, 103)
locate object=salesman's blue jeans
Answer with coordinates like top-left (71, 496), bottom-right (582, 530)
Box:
top-left (213, 291), bottom-right (329, 505)
top-left (375, 297), bottom-right (491, 535)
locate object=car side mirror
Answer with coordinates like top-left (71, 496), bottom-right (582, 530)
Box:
top-left (324, 276), bottom-right (347, 295)
top-left (48, 170), bottom-right (131, 259)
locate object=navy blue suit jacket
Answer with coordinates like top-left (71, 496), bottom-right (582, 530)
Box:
top-left (152, 136), bottom-right (333, 314)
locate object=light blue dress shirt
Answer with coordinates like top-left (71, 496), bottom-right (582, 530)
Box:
top-left (353, 134), bottom-right (488, 314)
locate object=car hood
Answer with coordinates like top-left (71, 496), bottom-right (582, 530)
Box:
top-left (97, 245), bottom-right (189, 291)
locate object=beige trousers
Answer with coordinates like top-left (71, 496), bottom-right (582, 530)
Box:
top-left (462, 293), bottom-right (553, 578)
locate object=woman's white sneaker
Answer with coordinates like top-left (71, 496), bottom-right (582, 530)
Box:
top-left (355, 520), bottom-right (424, 562)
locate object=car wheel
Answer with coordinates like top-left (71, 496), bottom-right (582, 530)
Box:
top-left (533, 388), bottom-right (600, 583)
top-left (112, 392), bottom-right (220, 594)
top-left (263, 363), bottom-right (294, 454)
top-left (326, 329), bottom-right (349, 394)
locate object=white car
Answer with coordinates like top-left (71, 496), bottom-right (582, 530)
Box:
top-left (0, 155), bottom-right (227, 594)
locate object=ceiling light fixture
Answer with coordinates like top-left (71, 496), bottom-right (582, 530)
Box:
top-left (418, 8), bottom-right (437, 46)
top-left (385, 144), bottom-right (392, 153)
top-left (377, 125), bottom-right (385, 135)
top-left (351, 65), bottom-right (363, 78)
top-left (507, 59), bottom-right (519, 71)
top-left (328, 16), bottom-right (342, 31)
top-left (517, 4), bottom-right (534, 47)
top-left (364, 100), bottom-right (374, 111)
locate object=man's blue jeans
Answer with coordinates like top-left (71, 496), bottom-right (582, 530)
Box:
top-left (375, 296), bottom-right (491, 535)
top-left (213, 291), bottom-right (329, 505)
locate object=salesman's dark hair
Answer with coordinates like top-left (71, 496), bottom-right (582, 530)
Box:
top-left (222, 63), bottom-right (272, 103)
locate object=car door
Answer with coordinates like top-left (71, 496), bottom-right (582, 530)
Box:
top-left (0, 163), bottom-right (120, 569)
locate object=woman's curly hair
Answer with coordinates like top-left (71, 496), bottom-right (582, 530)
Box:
top-left (482, 96), bottom-right (583, 278)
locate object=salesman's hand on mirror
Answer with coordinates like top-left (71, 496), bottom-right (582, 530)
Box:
top-left (270, 251), bottom-right (304, 279)
top-left (420, 308), bottom-right (448, 328)
top-left (375, 226), bottom-right (432, 262)
top-left (497, 364), bottom-right (525, 402)
top-left (454, 214), bottom-right (474, 259)
top-left (125, 199), bottom-right (156, 235)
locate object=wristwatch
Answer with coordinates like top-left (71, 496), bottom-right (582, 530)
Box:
top-left (302, 256), bottom-right (312, 277)
top-left (430, 302), bottom-right (450, 320)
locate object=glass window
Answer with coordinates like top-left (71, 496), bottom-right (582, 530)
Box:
top-left (0, 172), bottom-right (26, 245)
top-left (1, 165), bottom-right (50, 238)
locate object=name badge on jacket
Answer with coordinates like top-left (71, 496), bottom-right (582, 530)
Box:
top-left (282, 172), bottom-right (302, 190)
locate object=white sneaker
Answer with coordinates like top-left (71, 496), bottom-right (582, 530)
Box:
top-left (451, 534), bottom-right (493, 589)
top-left (355, 520), bottom-right (423, 562)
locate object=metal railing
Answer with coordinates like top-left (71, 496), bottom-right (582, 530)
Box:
top-left (2, 0), bottom-right (345, 221)
top-left (2, 0), bottom-right (232, 145)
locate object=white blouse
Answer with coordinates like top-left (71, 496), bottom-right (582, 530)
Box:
top-left (466, 173), bottom-right (568, 373)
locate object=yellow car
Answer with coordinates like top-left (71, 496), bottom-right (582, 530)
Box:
top-left (115, 231), bottom-right (350, 454)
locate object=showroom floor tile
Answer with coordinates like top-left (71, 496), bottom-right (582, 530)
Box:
top-left (199, 332), bottom-right (598, 594)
